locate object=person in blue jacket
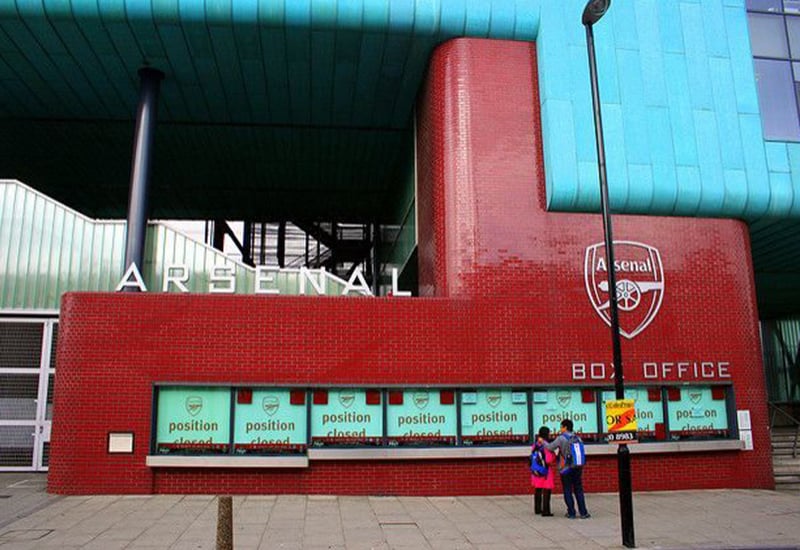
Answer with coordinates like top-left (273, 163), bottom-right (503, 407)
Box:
top-left (546, 419), bottom-right (591, 519)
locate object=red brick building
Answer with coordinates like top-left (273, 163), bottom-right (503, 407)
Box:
top-left (48, 39), bottom-right (769, 495)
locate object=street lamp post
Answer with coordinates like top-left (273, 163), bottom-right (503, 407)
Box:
top-left (581, 0), bottom-right (635, 547)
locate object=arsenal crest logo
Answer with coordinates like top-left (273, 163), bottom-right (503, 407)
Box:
top-left (339, 391), bottom-right (355, 409)
top-left (556, 391), bottom-right (571, 408)
top-left (689, 390), bottom-right (702, 405)
top-left (185, 396), bottom-right (203, 417)
top-left (262, 395), bottom-right (279, 416)
top-left (486, 391), bottom-right (502, 408)
top-left (585, 241), bottom-right (665, 339)
top-left (413, 392), bottom-right (429, 410)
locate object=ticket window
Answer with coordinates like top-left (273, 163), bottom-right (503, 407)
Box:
top-left (232, 389), bottom-right (307, 455)
top-left (460, 389), bottom-right (529, 446)
top-left (386, 389), bottom-right (457, 447)
top-left (309, 389), bottom-right (383, 447)
top-left (601, 387), bottom-right (666, 442)
top-left (154, 387), bottom-right (231, 455)
top-left (665, 386), bottom-right (731, 440)
top-left (531, 388), bottom-right (601, 442)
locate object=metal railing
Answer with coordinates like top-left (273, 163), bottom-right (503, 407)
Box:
top-left (768, 402), bottom-right (800, 458)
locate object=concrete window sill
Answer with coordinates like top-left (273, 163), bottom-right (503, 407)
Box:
top-left (146, 439), bottom-right (744, 467)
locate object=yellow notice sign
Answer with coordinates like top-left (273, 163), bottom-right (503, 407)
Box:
top-left (605, 399), bottom-right (638, 443)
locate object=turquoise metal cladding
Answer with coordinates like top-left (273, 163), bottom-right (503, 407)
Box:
top-left (0, 181), bottom-right (345, 311)
top-left (537, 0), bottom-right (799, 221)
top-left (0, 0), bottom-right (540, 127)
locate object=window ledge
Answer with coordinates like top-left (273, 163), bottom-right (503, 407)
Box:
top-left (588, 439), bottom-right (744, 455)
top-left (146, 440), bottom-right (744, 467)
top-left (308, 439), bottom-right (744, 460)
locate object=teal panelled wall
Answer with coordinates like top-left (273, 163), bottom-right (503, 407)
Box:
top-left (0, 0), bottom-right (540, 127)
top-left (0, 181), bottom-right (346, 310)
top-left (537, 0), bottom-right (799, 221)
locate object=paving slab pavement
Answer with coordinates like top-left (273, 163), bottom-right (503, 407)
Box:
top-left (0, 474), bottom-right (56, 532)
top-left (0, 474), bottom-right (799, 549)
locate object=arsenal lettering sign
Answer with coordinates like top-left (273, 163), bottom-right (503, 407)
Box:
top-left (585, 241), bottom-right (665, 339)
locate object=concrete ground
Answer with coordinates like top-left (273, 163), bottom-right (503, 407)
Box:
top-left (0, 474), bottom-right (798, 549)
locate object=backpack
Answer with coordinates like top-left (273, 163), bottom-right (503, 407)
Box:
top-left (530, 443), bottom-right (548, 477)
top-left (561, 433), bottom-right (586, 473)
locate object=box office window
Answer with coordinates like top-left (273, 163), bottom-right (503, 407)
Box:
top-left (666, 386), bottom-right (731, 440)
top-left (154, 387), bottom-right (231, 454)
top-left (233, 389), bottom-right (307, 454)
top-left (386, 389), bottom-right (457, 446)
top-left (460, 389), bottom-right (529, 445)
top-left (309, 389), bottom-right (383, 447)
top-left (531, 388), bottom-right (601, 442)
top-left (151, 385), bottom-right (737, 455)
top-left (601, 387), bottom-right (665, 442)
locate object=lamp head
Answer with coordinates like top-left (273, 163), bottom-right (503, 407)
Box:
top-left (582, 0), bottom-right (611, 26)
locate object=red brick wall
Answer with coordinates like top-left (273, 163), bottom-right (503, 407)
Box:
top-left (48, 38), bottom-right (771, 495)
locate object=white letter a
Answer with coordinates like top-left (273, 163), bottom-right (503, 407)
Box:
top-left (342, 267), bottom-right (372, 296)
top-left (115, 263), bottom-right (147, 292)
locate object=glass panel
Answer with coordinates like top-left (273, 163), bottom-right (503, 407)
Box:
top-left (775, 320), bottom-right (800, 400)
top-left (746, 0), bottom-right (782, 11)
top-left (0, 374), bottom-right (38, 420)
top-left (754, 59), bottom-right (800, 140)
top-left (748, 13), bottom-right (789, 57)
top-left (755, 320), bottom-right (800, 403)
top-left (386, 389), bottom-right (456, 446)
top-left (460, 389), bottom-right (529, 445)
top-left (49, 323), bottom-right (58, 370)
top-left (0, 323), bottom-right (43, 369)
top-left (531, 388), bottom-right (601, 442)
top-left (601, 388), bottom-right (665, 442)
top-left (666, 386), bottom-right (730, 440)
top-left (0, 425), bottom-right (34, 467)
top-left (785, 1), bottom-right (800, 14)
top-left (787, 17), bottom-right (800, 56)
top-left (46, 374), bottom-right (54, 420)
top-left (233, 389), bottom-right (307, 454)
top-left (309, 389), bottom-right (383, 447)
top-left (41, 442), bottom-right (50, 468)
top-left (155, 387), bottom-right (231, 454)
top-left (793, 62), bottom-right (800, 80)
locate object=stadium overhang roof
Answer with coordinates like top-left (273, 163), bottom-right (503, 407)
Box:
top-left (0, 0), bottom-right (538, 220)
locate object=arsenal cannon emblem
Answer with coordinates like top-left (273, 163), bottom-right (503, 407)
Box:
top-left (584, 241), bottom-right (665, 339)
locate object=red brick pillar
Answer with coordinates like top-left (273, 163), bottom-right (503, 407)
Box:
top-left (416, 39), bottom-right (545, 298)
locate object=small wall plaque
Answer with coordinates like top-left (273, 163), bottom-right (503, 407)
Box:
top-left (108, 432), bottom-right (134, 454)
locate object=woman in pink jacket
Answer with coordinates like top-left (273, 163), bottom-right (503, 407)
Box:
top-left (531, 426), bottom-right (556, 516)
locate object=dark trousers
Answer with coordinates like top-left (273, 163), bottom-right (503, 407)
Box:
top-left (560, 468), bottom-right (588, 517)
top-left (534, 488), bottom-right (552, 516)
